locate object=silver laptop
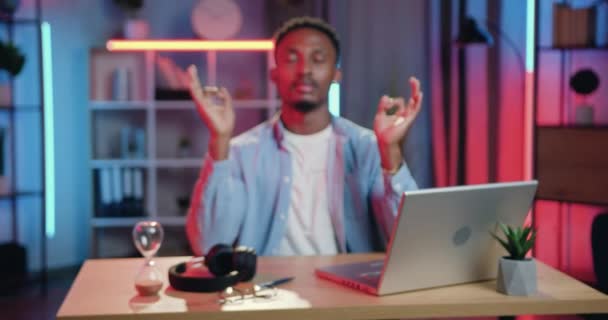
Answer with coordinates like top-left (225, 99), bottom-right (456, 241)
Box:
top-left (315, 180), bottom-right (538, 296)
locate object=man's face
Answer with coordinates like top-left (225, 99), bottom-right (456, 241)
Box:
top-left (272, 28), bottom-right (340, 112)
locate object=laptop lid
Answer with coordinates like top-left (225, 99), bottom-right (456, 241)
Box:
top-left (377, 180), bottom-right (538, 295)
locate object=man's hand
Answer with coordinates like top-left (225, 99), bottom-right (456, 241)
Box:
top-left (373, 77), bottom-right (423, 173)
top-left (188, 65), bottom-right (235, 160)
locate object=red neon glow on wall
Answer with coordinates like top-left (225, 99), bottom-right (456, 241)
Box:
top-left (523, 71), bottom-right (534, 180)
top-left (106, 40), bottom-right (274, 52)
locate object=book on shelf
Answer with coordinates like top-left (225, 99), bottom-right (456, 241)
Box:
top-left (97, 167), bottom-right (145, 218)
top-left (0, 127), bottom-right (7, 195)
top-left (553, 3), bottom-right (597, 48)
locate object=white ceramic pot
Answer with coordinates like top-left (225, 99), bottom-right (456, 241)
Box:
top-left (575, 105), bottom-right (594, 125)
top-left (496, 257), bottom-right (537, 296)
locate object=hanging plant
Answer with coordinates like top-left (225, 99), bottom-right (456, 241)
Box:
top-left (0, 40), bottom-right (26, 77)
top-left (113, 0), bottom-right (144, 19)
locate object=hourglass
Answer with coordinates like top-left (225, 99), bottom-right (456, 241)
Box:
top-left (132, 221), bottom-right (164, 296)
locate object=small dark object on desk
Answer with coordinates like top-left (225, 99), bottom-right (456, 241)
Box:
top-left (257, 276), bottom-right (294, 289)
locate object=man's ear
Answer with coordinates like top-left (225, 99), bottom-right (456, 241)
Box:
top-left (333, 69), bottom-right (342, 83)
top-left (270, 67), bottom-right (277, 84)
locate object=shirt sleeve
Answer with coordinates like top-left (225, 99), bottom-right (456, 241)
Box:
top-left (185, 152), bottom-right (247, 256)
top-left (386, 161), bottom-right (419, 195)
top-left (370, 154), bottom-right (418, 244)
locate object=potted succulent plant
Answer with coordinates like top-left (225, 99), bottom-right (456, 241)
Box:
top-left (113, 0), bottom-right (148, 39)
top-left (0, 40), bottom-right (26, 106)
top-left (491, 223), bottom-right (537, 296)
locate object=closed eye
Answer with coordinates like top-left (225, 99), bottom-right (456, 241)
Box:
top-left (313, 51), bottom-right (326, 63)
top-left (287, 52), bottom-right (298, 63)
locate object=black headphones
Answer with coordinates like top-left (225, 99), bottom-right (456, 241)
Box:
top-left (168, 244), bottom-right (257, 293)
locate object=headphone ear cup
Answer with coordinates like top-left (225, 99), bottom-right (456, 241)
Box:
top-left (233, 246), bottom-right (257, 282)
top-left (205, 244), bottom-right (234, 276)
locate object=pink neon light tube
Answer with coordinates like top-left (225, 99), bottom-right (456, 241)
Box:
top-left (106, 40), bottom-right (274, 51)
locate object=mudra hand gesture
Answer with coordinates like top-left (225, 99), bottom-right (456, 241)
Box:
top-left (188, 65), bottom-right (235, 160)
top-left (373, 77), bottom-right (423, 173)
top-left (188, 65), bottom-right (235, 139)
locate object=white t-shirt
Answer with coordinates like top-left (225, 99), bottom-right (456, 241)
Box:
top-left (276, 124), bottom-right (339, 256)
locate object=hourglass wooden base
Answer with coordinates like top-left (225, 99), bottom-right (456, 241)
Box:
top-left (135, 279), bottom-right (163, 296)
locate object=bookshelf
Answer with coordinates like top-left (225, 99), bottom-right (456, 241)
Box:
top-left (531, 0), bottom-right (608, 284)
top-left (0, 0), bottom-right (47, 292)
top-left (88, 42), bottom-right (277, 257)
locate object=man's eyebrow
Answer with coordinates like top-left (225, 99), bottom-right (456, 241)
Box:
top-left (277, 47), bottom-right (298, 54)
top-left (278, 44), bottom-right (328, 56)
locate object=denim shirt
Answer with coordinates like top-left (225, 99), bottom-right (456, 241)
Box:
top-left (186, 114), bottom-right (418, 256)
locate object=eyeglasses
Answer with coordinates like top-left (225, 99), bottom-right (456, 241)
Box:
top-left (218, 284), bottom-right (278, 305)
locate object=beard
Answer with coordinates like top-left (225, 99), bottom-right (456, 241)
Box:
top-left (292, 100), bottom-right (321, 113)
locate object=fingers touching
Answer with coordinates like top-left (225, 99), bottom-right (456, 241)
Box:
top-left (188, 64), bottom-right (231, 110)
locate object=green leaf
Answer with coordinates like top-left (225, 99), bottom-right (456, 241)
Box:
top-left (491, 232), bottom-right (511, 254)
top-left (499, 223), bottom-right (511, 239)
top-left (521, 226), bottom-right (532, 243)
top-left (497, 224), bottom-right (515, 258)
top-left (511, 227), bottom-right (523, 257)
top-left (521, 231), bottom-right (537, 257)
top-left (493, 222), bottom-right (537, 259)
top-left (514, 227), bottom-right (522, 242)
top-left (508, 225), bottom-right (517, 238)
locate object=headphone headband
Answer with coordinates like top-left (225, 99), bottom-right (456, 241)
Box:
top-left (168, 262), bottom-right (241, 293)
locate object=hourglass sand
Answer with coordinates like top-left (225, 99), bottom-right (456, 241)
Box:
top-left (132, 221), bottom-right (164, 296)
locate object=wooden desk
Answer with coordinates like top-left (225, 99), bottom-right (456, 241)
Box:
top-left (57, 254), bottom-right (608, 320)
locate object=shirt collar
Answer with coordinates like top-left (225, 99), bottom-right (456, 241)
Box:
top-left (271, 111), bottom-right (349, 147)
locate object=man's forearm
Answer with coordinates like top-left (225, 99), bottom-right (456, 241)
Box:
top-left (378, 143), bottom-right (403, 173)
top-left (209, 136), bottom-right (230, 160)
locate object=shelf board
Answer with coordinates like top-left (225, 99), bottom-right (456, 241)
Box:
top-left (0, 17), bottom-right (40, 25)
top-left (155, 99), bottom-right (280, 110)
top-left (538, 46), bottom-right (608, 51)
top-left (91, 159), bottom-right (150, 168)
top-left (154, 100), bottom-right (194, 110)
top-left (90, 100), bottom-right (151, 110)
top-left (0, 105), bottom-right (42, 112)
top-left (155, 158), bottom-right (202, 168)
top-left (0, 190), bottom-right (43, 199)
top-left (536, 125), bottom-right (608, 130)
top-left (92, 216), bottom-right (185, 227)
top-left (91, 159), bottom-right (205, 169)
top-left (156, 216), bottom-right (187, 226)
top-left (92, 217), bottom-right (144, 227)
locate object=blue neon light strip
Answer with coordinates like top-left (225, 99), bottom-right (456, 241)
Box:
top-left (525, 0), bottom-right (536, 72)
top-left (41, 22), bottom-right (55, 238)
top-left (329, 82), bottom-right (340, 116)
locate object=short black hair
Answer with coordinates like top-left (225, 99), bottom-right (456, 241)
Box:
top-left (273, 16), bottom-right (341, 66)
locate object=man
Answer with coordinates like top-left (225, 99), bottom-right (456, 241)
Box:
top-left (186, 17), bottom-right (423, 256)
